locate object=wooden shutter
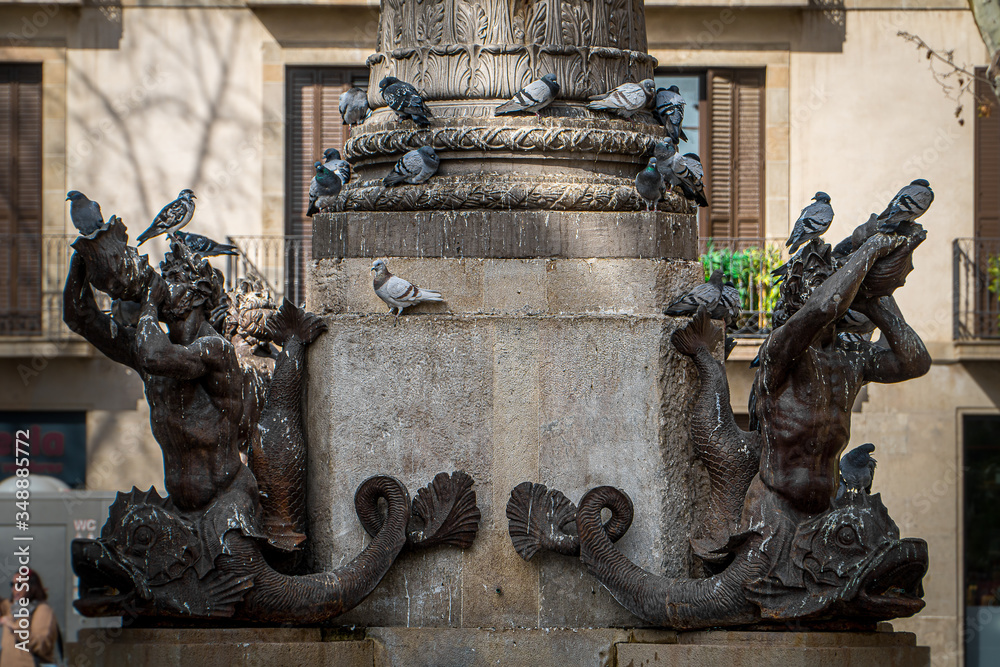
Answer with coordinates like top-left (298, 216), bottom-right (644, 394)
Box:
top-left (0, 63), bottom-right (43, 335)
top-left (974, 69), bottom-right (1000, 336)
top-left (704, 69), bottom-right (764, 241)
top-left (285, 67), bottom-right (367, 240)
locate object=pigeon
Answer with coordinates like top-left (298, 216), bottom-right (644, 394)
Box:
top-left (670, 152), bottom-right (709, 207)
top-left (712, 283), bottom-right (741, 326)
top-left (495, 74), bottom-right (560, 116)
top-left (383, 146), bottom-right (440, 187)
top-left (379, 76), bottom-right (432, 127)
top-left (136, 189), bottom-right (196, 246)
top-left (587, 79), bottom-right (655, 119)
top-left (653, 86), bottom-right (687, 145)
top-left (175, 231), bottom-right (238, 257)
top-left (837, 308), bottom-right (875, 335)
top-left (654, 140), bottom-right (680, 188)
top-left (635, 158), bottom-right (665, 211)
top-left (786, 192), bottom-right (834, 254)
top-left (877, 179), bottom-right (934, 232)
top-left (307, 162), bottom-right (343, 216)
top-left (339, 87), bottom-right (371, 126)
top-left (837, 443), bottom-right (877, 499)
top-left (371, 259), bottom-right (444, 317)
top-left (322, 148), bottom-right (351, 186)
top-left (66, 191), bottom-right (104, 235)
top-left (664, 269), bottom-right (724, 317)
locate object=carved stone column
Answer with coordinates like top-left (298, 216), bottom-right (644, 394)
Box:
top-left (307, 0), bottom-right (703, 637)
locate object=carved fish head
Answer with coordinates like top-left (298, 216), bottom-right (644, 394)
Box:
top-left (746, 491), bottom-right (926, 621)
top-left (73, 487), bottom-right (204, 617)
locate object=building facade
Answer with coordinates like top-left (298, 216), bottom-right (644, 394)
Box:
top-left (0, 0), bottom-right (995, 663)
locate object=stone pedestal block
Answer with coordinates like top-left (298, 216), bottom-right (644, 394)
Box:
top-left (615, 629), bottom-right (931, 667)
top-left (305, 256), bottom-right (707, 629)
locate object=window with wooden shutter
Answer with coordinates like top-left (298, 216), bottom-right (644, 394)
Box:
top-left (285, 67), bottom-right (368, 241)
top-left (705, 68), bottom-right (765, 240)
top-left (0, 63), bottom-right (43, 336)
top-left (973, 68), bottom-right (1000, 337)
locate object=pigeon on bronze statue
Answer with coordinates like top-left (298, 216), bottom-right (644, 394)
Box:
top-left (322, 148), bottom-right (351, 186)
top-left (339, 87), bottom-right (371, 126)
top-left (307, 162), bottom-right (343, 216)
top-left (136, 189), bottom-right (196, 246)
top-left (877, 179), bottom-right (934, 232)
top-left (786, 192), bottom-right (834, 254)
top-left (635, 158), bottom-right (665, 211)
top-left (837, 443), bottom-right (877, 499)
top-left (653, 85), bottom-right (687, 145)
top-left (175, 231), bottom-right (238, 257)
top-left (383, 146), bottom-right (440, 187)
top-left (379, 76), bottom-right (432, 127)
top-left (587, 79), bottom-right (655, 119)
top-left (66, 191), bottom-right (104, 236)
top-left (371, 259), bottom-right (444, 317)
top-left (495, 74), bottom-right (559, 116)
top-left (664, 269), bottom-right (724, 317)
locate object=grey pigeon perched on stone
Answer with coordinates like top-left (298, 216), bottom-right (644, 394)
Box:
top-left (136, 189), bottom-right (196, 246)
top-left (786, 192), bottom-right (834, 254)
top-left (877, 179), bottom-right (934, 232)
top-left (654, 140), bottom-right (679, 188)
top-left (664, 269), bottom-right (724, 317)
top-left (307, 162), bottom-right (343, 216)
top-left (671, 152), bottom-right (709, 207)
top-left (837, 443), bottom-right (877, 499)
top-left (711, 283), bottom-right (741, 326)
top-left (322, 148), bottom-right (351, 186)
top-left (653, 85), bottom-right (687, 145)
top-left (371, 258), bottom-right (444, 317)
top-left (379, 76), bottom-right (431, 127)
top-left (175, 231), bottom-right (238, 257)
top-left (495, 74), bottom-right (560, 116)
top-left (635, 158), bottom-right (665, 211)
top-left (383, 146), bottom-right (440, 187)
top-left (66, 191), bottom-right (103, 235)
top-left (339, 87), bottom-right (371, 126)
top-left (587, 79), bottom-right (655, 119)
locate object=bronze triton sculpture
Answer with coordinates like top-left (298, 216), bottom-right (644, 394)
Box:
top-left (64, 218), bottom-right (480, 622)
top-left (508, 214), bottom-right (931, 628)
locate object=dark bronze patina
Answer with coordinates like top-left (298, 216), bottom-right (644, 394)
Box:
top-left (65, 219), bottom-right (480, 622)
top-left (508, 220), bottom-right (931, 628)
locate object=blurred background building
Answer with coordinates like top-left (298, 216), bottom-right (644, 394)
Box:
top-left (0, 0), bottom-right (996, 662)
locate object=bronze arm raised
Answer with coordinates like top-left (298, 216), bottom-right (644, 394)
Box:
top-left (63, 252), bottom-right (138, 370)
top-left (858, 295), bottom-right (931, 384)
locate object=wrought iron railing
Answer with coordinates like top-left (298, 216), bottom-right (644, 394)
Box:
top-left (0, 234), bottom-right (310, 341)
top-left (698, 237), bottom-right (786, 337)
top-left (954, 238), bottom-right (1000, 340)
top-left (0, 234), bottom-right (88, 340)
top-left (224, 236), bottom-right (309, 307)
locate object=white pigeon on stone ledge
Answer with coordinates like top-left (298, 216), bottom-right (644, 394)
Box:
top-left (371, 259), bottom-right (444, 318)
top-left (587, 79), bottom-right (655, 119)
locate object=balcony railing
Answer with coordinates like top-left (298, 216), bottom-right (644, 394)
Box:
top-left (954, 238), bottom-right (1000, 340)
top-left (0, 234), bottom-right (310, 342)
top-left (699, 237), bottom-right (785, 338)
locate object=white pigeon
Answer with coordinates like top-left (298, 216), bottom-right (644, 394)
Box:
top-left (587, 79), bottom-right (655, 119)
top-left (383, 146), bottom-right (440, 187)
top-left (137, 189), bottom-right (196, 245)
top-left (371, 259), bottom-right (444, 317)
top-left (495, 74), bottom-right (560, 116)
top-left (786, 192), bottom-right (834, 253)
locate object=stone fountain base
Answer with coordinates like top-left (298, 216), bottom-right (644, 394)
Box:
top-left (69, 626), bottom-right (929, 666)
